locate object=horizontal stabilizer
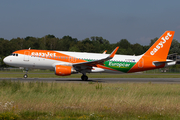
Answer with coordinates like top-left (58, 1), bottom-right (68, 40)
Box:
top-left (153, 60), bottom-right (176, 66)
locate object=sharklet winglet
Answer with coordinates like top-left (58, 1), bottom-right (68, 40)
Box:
top-left (109, 47), bottom-right (119, 58)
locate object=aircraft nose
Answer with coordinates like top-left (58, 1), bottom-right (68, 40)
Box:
top-left (3, 57), bottom-right (10, 64)
top-left (3, 57), bottom-right (7, 64)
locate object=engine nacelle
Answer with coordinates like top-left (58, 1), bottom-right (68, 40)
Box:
top-left (55, 65), bottom-right (74, 76)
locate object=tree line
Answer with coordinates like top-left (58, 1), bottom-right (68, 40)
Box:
top-left (0, 35), bottom-right (180, 67)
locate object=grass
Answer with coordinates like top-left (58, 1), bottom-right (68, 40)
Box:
top-left (1, 80), bottom-right (180, 119)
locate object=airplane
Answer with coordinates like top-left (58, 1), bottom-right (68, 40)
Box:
top-left (3, 31), bottom-right (176, 80)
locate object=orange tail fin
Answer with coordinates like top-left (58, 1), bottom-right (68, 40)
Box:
top-left (128, 31), bottom-right (175, 73)
top-left (144, 31), bottom-right (175, 60)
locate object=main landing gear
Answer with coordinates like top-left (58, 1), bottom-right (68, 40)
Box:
top-left (81, 74), bottom-right (88, 81)
top-left (23, 68), bottom-right (28, 78)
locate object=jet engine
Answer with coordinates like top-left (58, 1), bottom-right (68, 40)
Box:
top-left (55, 65), bottom-right (75, 76)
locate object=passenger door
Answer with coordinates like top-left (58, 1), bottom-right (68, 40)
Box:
top-left (24, 51), bottom-right (30, 61)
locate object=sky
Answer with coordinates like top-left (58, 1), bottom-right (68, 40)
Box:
top-left (0, 0), bottom-right (180, 45)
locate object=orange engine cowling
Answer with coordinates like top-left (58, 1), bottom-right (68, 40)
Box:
top-left (55, 65), bottom-right (73, 76)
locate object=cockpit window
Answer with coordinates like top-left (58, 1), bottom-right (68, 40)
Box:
top-left (11, 53), bottom-right (18, 56)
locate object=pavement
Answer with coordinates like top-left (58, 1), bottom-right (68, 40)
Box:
top-left (0, 78), bottom-right (180, 83)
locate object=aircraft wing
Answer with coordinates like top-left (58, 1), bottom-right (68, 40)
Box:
top-left (73, 47), bottom-right (119, 67)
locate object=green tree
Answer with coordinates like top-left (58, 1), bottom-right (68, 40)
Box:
top-left (69, 46), bottom-right (80, 52)
top-left (169, 39), bottom-right (180, 54)
top-left (56, 36), bottom-right (78, 51)
top-left (38, 37), bottom-right (47, 50)
top-left (149, 37), bottom-right (158, 46)
top-left (24, 36), bottom-right (39, 49)
top-left (116, 39), bottom-right (131, 49)
top-left (0, 56), bottom-right (8, 67)
top-left (1, 39), bottom-right (11, 56)
top-left (132, 43), bottom-right (144, 55)
top-left (90, 36), bottom-right (111, 53)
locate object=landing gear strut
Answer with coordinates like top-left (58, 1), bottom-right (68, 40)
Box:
top-left (23, 68), bottom-right (28, 78)
top-left (81, 74), bottom-right (88, 81)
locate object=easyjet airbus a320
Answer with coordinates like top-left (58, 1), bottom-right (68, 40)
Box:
top-left (3, 31), bottom-right (176, 80)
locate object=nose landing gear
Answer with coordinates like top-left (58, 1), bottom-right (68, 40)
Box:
top-left (23, 74), bottom-right (28, 78)
top-left (23, 68), bottom-right (28, 78)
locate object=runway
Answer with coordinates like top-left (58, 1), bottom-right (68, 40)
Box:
top-left (0, 78), bottom-right (180, 83)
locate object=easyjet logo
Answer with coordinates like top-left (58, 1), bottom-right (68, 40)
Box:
top-left (31, 52), bottom-right (56, 57)
top-left (150, 32), bottom-right (172, 55)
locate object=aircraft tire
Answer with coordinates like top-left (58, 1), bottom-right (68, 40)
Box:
top-left (81, 75), bottom-right (88, 81)
top-left (24, 74), bottom-right (28, 78)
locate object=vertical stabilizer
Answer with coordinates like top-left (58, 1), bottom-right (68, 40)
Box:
top-left (144, 31), bottom-right (175, 60)
top-left (128, 31), bottom-right (175, 73)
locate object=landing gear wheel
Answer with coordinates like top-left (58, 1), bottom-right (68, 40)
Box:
top-left (81, 75), bottom-right (88, 81)
top-left (24, 68), bottom-right (29, 78)
top-left (23, 74), bottom-right (28, 78)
